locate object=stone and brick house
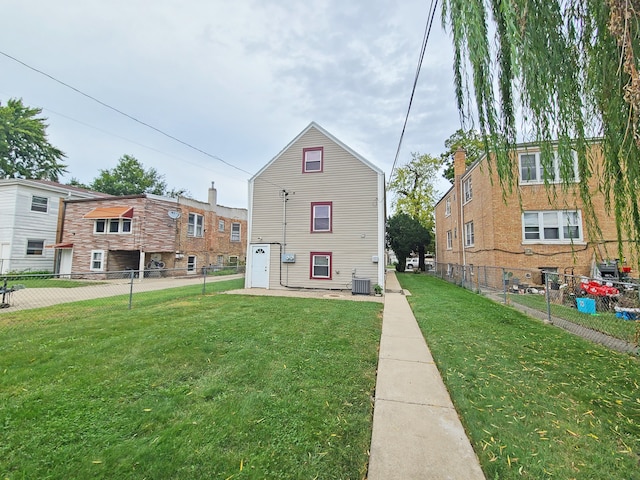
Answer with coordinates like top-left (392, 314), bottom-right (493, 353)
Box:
top-left (51, 184), bottom-right (247, 277)
top-left (434, 142), bottom-right (631, 282)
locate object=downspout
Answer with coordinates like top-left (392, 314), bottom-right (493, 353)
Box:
top-left (282, 190), bottom-right (289, 284)
top-left (453, 148), bottom-right (467, 268)
top-left (54, 197), bottom-right (67, 274)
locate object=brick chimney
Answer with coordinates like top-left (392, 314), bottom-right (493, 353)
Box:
top-left (454, 147), bottom-right (467, 178)
top-left (208, 182), bottom-right (217, 208)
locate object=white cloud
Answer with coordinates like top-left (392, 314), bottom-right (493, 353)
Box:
top-left (0, 0), bottom-right (462, 208)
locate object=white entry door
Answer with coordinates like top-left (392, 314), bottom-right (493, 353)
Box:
top-left (250, 244), bottom-right (270, 288)
top-left (0, 243), bottom-right (9, 274)
top-left (59, 249), bottom-right (73, 277)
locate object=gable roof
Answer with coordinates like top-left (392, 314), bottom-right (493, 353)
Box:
top-left (251, 121), bottom-right (384, 181)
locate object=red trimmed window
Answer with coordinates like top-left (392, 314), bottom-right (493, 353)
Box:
top-left (303, 147), bottom-right (323, 173)
top-left (311, 202), bottom-right (332, 233)
top-left (310, 252), bottom-right (332, 279)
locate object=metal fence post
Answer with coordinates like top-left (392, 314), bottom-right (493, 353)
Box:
top-left (128, 270), bottom-right (134, 310)
top-left (503, 268), bottom-right (507, 304)
top-left (545, 271), bottom-right (552, 324)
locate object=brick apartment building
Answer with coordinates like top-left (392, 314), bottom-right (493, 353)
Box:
top-left (50, 184), bottom-right (247, 276)
top-left (434, 142), bottom-right (632, 282)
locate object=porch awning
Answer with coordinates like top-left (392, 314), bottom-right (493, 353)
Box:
top-left (46, 243), bottom-right (74, 249)
top-left (83, 206), bottom-right (134, 219)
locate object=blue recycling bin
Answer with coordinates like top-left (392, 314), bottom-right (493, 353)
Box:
top-left (576, 298), bottom-right (596, 314)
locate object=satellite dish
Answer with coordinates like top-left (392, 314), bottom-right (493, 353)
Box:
top-left (168, 210), bottom-right (181, 219)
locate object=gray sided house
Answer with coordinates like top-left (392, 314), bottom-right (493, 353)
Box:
top-left (0, 179), bottom-right (105, 274)
top-left (245, 122), bottom-right (386, 292)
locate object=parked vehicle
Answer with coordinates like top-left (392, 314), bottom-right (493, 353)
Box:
top-left (405, 257), bottom-right (420, 270)
top-left (405, 255), bottom-right (435, 271)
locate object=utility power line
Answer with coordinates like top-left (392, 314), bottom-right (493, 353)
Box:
top-left (388, 0), bottom-right (439, 187)
top-left (0, 49), bottom-right (253, 178)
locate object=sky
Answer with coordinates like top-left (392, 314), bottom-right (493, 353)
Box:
top-left (1, 0), bottom-right (462, 209)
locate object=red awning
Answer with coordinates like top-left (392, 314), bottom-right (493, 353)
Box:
top-left (83, 206), bottom-right (134, 219)
top-left (46, 243), bottom-right (74, 249)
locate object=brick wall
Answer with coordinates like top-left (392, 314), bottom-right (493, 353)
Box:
top-left (435, 143), bottom-right (634, 277)
top-left (62, 194), bottom-right (248, 273)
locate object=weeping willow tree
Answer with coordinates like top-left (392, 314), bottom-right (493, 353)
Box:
top-left (442, 0), bottom-right (640, 261)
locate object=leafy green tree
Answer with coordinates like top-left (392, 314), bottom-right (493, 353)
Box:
top-left (388, 152), bottom-right (440, 240)
top-left (440, 129), bottom-right (485, 182)
top-left (90, 155), bottom-right (168, 196)
top-left (442, 0), bottom-right (640, 259)
top-left (386, 213), bottom-right (431, 272)
top-left (67, 177), bottom-right (90, 189)
top-left (0, 98), bottom-right (67, 181)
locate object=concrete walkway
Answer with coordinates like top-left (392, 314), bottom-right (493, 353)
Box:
top-left (367, 270), bottom-right (485, 480)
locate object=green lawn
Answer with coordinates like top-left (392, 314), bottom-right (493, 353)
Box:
top-left (1, 279), bottom-right (382, 479)
top-left (398, 273), bottom-right (640, 480)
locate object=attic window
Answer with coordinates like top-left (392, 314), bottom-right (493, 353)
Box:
top-left (303, 147), bottom-right (323, 173)
top-left (31, 195), bottom-right (48, 213)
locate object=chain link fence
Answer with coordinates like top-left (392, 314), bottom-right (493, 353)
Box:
top-left (429, 262), bottom-right (639, 354)
top-left (0, 266), bottom-right (244, 325)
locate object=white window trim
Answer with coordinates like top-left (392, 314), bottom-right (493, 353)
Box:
top-left (311, 202), bottom-right (332, 233)
top-left (444, 197), bottom-right (451, 217)
top-left (90, 250), bottom-right (105, 271)
top-left (310, 252), bottom-right (332, 279)
top-left (26, 239), bottom-right (45, 256)
top-left (446, 230), bottom-right (453, 250)
top-left (188, 213), bottom-right (204, 237)
top-left (187, 255), bottom-right (197, 272)
top-left (93, 218), bottom-right (132, 234)
top-left (518, 151), bottom-right (579, 185)
top-left (31, 195), bottom-right (49, 213)
top-left (218, 220), bottom-right (225, 232)
top-left (231, 222), bottom-right (241, 242)
top-left (303, 147), bottom-right (324, 173)
top-left (522, 210), bottom-right (584, 243)
top-left (463, 178), bottom-right (473, 203)
top-left (464, 221), bottom-right (475, 247)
